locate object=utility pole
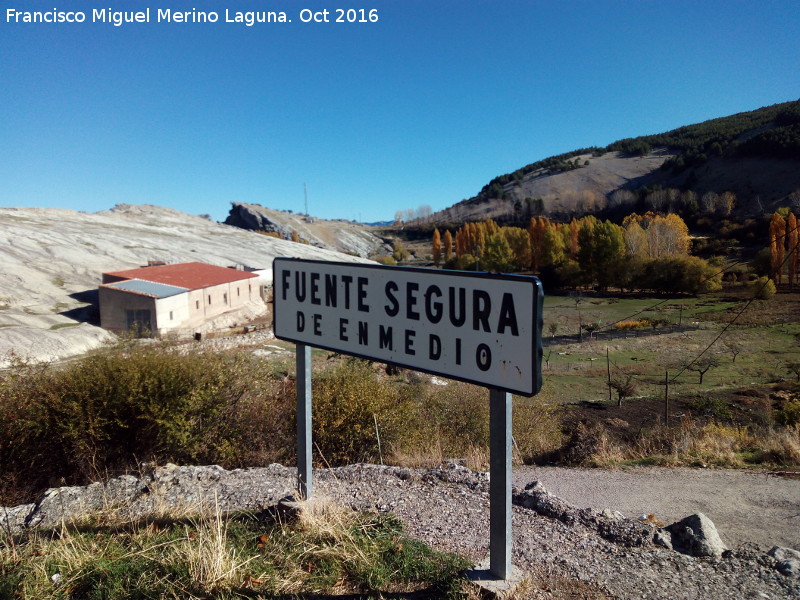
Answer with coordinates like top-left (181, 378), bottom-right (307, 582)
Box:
top-left (304, 182), bottom-right (308, 216)
top-left (664, 370), bottom-right (669, 424)
top-left (607, 347), bottom-right (612, 403)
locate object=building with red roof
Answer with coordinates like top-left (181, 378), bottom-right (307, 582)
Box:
top-left (99, 262), bottom-right (261, 336)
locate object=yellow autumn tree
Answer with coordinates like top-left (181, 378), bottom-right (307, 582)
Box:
top-left (622, 212), bottom-right (690, 258)
top-left (568, 218), bottom-right (580, 258)
top-left (443, 230), bottom-right (453, 263)
top-left (787, 213), bottom-right (798, 286)
top-left (432, 228), bottom-right (442, 267)
top-left (770, 212), bottom-right (787, 284)
top-left (502, 226), bottom-right (531, 271)
top-left (622, 219), bottom-right (648, 257)
top-left (528, 217), bottom-right (547, 271)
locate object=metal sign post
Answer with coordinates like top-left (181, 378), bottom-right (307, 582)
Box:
top-left (296, 343), bottom-right (313, 499)
top-left (489, 388), bottom-right (512, 579)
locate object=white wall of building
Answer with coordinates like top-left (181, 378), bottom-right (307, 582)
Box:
top-left (101, 276), bottom-right (260, 336)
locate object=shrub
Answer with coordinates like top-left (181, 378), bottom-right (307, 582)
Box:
top-left (0, 346), bottom-right (291, 504)
top-left (776, 401), bottom-right (800, 426)
top-left (375, 255), bottom-right (397, 266)
top-left (750, 276), bottom-right (776, 300)
top-left (392, 240), bottom-right (410, 263)
top-left (312, 360), bottom-right (416, 465)
top-left (690, 395), bottom-right (733, 420)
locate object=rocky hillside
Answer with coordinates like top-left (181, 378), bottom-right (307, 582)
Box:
top-left (432, 149), bottom-right (674, 223)
top-left (225, 202), bottom-right (388, 258)
top-left (432, 99), bottom-right (800, 224)
top-left (0, 204), bottom-right (371, 367)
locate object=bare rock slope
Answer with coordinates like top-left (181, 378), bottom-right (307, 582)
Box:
top-left (432, 150), bottom-right (672, 223)
top-left (0, 204), bottom-right (371, 367)
top-left (225, 202), bottom-right (387, 257)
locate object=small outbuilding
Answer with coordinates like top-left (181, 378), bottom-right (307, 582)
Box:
top-left (99, 262), bottom-right (261, 336)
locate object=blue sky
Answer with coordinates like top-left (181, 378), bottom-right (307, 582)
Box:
top-left (1, 1), bottom-right (798, 223)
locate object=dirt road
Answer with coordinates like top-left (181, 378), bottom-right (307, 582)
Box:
top-left (514, 465), bottom-right (800, 550)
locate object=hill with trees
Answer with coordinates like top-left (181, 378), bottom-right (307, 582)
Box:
top-left (427, 99), bottom-right (800, 225)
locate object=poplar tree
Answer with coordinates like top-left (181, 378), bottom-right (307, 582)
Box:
top-left (443, 230), bottom-right (453, 263)
top-left (770, 212), bottom-right (787, 284)
top-left (503, 226), bottom-right (531, 271)
top-left (788, 213), bottom-right (798, 287)
top-left (541, 222), bottom-right (566, 267)
top-left (432, 228), bottom-right (442, 267)
top-left (528, 217), bottom-right (547, 271)
top-left (568, 218), bottom-right (580, 258)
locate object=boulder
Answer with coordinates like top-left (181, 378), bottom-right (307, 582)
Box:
top-left (768, 546), bottom-right (800, 577)
top-left (665, 513), bottom-right (727, 558)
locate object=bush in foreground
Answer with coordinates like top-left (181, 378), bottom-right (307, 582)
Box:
top-left (0, 345), bottom-right (564, 505)
top-left (0, 346), bottom-right (294, 504)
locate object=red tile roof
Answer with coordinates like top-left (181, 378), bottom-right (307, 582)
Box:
top-left (103, 262), bottom-right (259, 291)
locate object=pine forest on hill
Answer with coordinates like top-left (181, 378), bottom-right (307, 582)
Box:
top-left (410, 98), bottom-right (800, 226)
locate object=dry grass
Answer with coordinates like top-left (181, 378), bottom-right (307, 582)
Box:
top-left (0, 496), bottom-right (470, 599)
top-left (390, 439), bottom-right (490, 471)
top-left (174, 497), bottom-right (254, 594)
top-left (763, 425), bottom-right (800, 464)
top-left (559, 419), bottom-right (800, 469)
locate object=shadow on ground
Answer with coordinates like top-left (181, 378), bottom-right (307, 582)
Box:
top-left (59, 290), bottom-right (100, 325)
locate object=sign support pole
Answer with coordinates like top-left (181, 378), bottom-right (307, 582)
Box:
top-left (296, 343), bottom-right (313, 499)
top-left (489, 387), bottom-right (512, 580)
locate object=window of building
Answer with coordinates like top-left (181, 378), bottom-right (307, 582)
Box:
top-left (237, 287), bottom-right (240, 297)
top-left (169, 311), bottom-right (173, 320)
top-left (196, 300), bottom-right (200, 310)
top-left (208, 295), bottom-right (211, 305)
top-left (223, 293), bottom-right (228, 305)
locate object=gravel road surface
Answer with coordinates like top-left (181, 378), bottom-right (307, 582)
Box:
top-left (514, 466), bottom-right (800, 550)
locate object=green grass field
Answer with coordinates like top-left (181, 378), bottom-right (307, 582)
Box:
top-left (541, 290), bottom-right (800, 405)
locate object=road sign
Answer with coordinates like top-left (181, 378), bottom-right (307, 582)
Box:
top-left (273, 258), bottom-right (543, 395)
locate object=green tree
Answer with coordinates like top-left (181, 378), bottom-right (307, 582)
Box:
top-left (541, 224), bottom-right (566, 268)
top-left (502, 227), bottom-right (531, 271)
top-left (576, 218), bottom-right (597, 285)
top-left (591, 221), bottom-right (626, 290)
top-left (481, 233), bottom-right (515, 272)
top-left (577, 218), bottom-right (624, 289)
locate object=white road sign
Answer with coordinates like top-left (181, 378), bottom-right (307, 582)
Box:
top-left (273, 258), bottom-right (542, 395)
